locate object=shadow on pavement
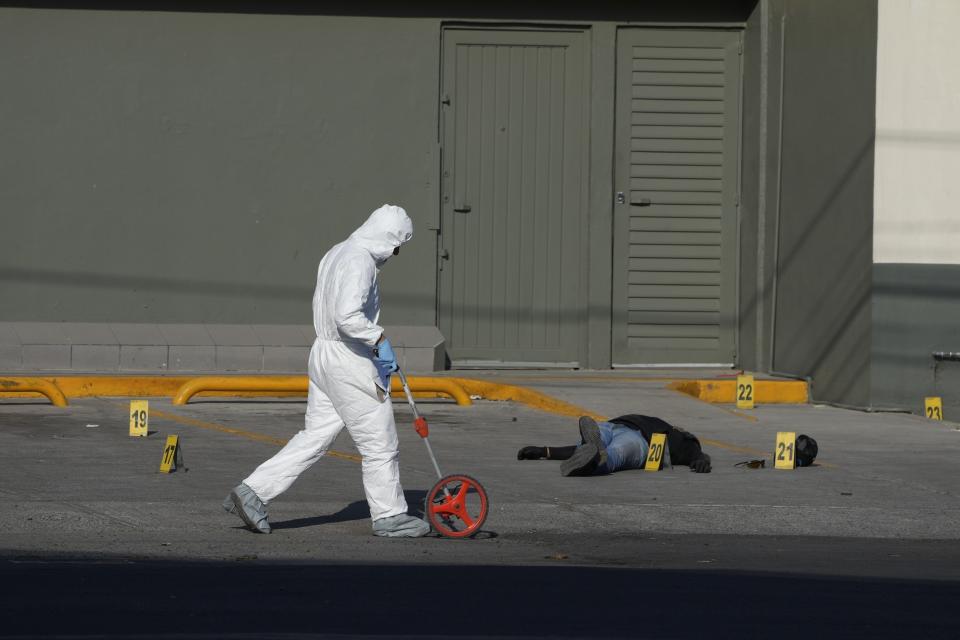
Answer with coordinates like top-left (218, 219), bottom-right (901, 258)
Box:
top-left (271, 501), bottom-right (371, 530)
top-left (271, 491), bottom-right (429, 531)
top-left (1, 553), bottom-right (958, 639)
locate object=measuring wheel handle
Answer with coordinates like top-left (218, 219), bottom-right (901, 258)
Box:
top-left (426, 474), bottom-right (489, 539)
top-left (414, 416), bottom-right (429, 438)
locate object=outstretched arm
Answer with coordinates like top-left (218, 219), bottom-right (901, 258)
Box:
top-left (517, 445), bottom-right (578, 461)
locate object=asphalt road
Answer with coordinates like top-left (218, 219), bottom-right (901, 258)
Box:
top-left (2, 379), bottom-right (959, 638)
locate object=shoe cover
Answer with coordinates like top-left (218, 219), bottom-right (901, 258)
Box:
top-left (227, 483), bottom-right (271, 534)
top-left (372, 513), bottom-right (431, 538)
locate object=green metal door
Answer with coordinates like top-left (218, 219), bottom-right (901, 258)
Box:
top-left (612, 29), bottom-right (742, 365)
top-left (439, 29), bottom-right (588, 367)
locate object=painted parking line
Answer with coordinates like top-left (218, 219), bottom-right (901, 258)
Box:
top-left (152, 407), bottom-right (363, 463)
top-left (101, 400), bottom-right (363, 464)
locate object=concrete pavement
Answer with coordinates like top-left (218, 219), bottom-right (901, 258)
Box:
top-left (1, 373), bottom-right (959, 637)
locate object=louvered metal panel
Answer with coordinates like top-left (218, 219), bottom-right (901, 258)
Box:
top-left (631, 71), bottom-right (725, 87)
top-left (629, 311), bottom-right (722, 325)
top-left (629, 337), bottom-right (719, 350)
top-left (630, 125), bottom-right (724, 140)
top-left (629, 178), bottom-right (722, 192)
top-left (613, 29), bottom-right (742, 365)
top-left (632, 59), bottom-right (725, 73)
top-left (631, 192), bottom-right (723, 205)
top-left (631, 112), bottom-right (725, 126)
top-left (632, 99), bottom-right (725, 114)
top-left (631, 164), bottom-right (723, 179)
top-left (628, 325), bottom-right (721, 338)
top-left (632, 85), bottom-right (725, 100)
top-left (628, 231), bottom-right (721, 246)
top-left (630, 217), bottom-right (722, 232)
top-left (628, 285), bottom-right (720, 299)
top-left (631, 139), bottom-right (724, 152)
top-left (628, 271), bottom-right (721, 286)
top-left (632, 46), bottom-right (725, 60)
top-left (439, 29), bottom-right (588, 366)
top-left (629, 244), bottom-right (722, 259)
top-left (628, 258), bottom-right (722, 272)
top-left (631, 204), bottom-right (723, 219)
top-left (631, 152), bottom-right (723, 166)
top-left (629, 298), bottom-right (721, 312)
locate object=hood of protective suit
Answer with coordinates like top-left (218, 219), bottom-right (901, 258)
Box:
top-left (349, 204), bottom-right (414, 265)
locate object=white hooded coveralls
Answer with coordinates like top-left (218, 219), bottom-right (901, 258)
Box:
top-left (243, 205), bottom-right (414, 522)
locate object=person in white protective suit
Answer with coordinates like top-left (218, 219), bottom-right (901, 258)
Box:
top-left (224, 204), bottom-right (431, 538)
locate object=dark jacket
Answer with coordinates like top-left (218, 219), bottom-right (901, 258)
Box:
top-left (608, 414), bottom-right (705, 467)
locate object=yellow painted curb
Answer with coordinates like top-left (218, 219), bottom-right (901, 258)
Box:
top-left (0, 376), bottom-right (305, 402)
top-left (668, 379), bottom-right (808, 404)
top-left (0, 377), bottom-right (69, 407)
top-left (0, 375), bottom-right (474, 407)
top-left (448, 378), bottom-right (604, 420)
top-left (171, 375), bottom-right (472, 406)
top-left (0, 375), bottom-right (807, 411)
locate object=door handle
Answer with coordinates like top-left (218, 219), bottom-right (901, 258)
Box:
top-left (453, 204), bottom-right (472, 213)
top-left (632, 198), bottom-right (652, 207)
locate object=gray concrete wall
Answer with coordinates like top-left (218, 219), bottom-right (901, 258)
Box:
top-left (746, 0), bottom-right (877, 406)
top-left (1, 2), bottom-right (757, 373)
top-left (872, 265), bottom-right (960, 416)
top-left (0, 321), bottom-right (444, 373)
top-left (0, 8), bottom-right (440, 328)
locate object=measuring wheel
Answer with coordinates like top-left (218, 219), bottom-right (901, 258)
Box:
top-left (395, 368), bottom-right (490, 540)
top-left (425, 474), bottom-right (489, 538)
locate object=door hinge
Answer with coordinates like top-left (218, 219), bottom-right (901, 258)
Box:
top-left (738, 40), bottom-right (743, 55)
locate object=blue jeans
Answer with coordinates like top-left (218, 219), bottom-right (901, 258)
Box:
top-left (594, 421), bottom-right (649, 475)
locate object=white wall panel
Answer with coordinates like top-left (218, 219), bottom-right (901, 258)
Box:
top-left (874, 0), bottom-right (960, 264)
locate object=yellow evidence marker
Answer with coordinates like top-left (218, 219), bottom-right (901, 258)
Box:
top-left (644, 432), bottom-right (668, 471)
top-left (924, 397), bottom-right (943, 421)
top-left (736, 374), bottom-right (755, 409)
top-left (774, 431), bottom-right (797, 470)
top-left (159, 435), bottom-right (184, 473)
top-left (129, 400), bottom-right (149, 437)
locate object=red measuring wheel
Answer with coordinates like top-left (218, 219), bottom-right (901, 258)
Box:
top-left (425, 474), bottom-right (489, 539)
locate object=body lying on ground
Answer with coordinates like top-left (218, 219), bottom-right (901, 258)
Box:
top-left (517, 414), bottom-right (712, 476)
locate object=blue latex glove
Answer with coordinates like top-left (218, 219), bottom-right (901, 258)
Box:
top-left (374, 338), bottom-right (399, 390)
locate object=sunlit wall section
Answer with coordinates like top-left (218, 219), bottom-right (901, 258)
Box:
top-left (873, 0), bottom-right (960, 265)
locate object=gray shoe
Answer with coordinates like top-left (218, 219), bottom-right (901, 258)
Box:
top-left (372, 513), bottom-right (431, 538)
top-left (560, 443), bottom-right (601, 476)
top-left (226, 483), bottom-right (271, 534)
top-left (578, 416), bottom-right (608, 468)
